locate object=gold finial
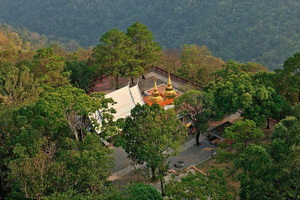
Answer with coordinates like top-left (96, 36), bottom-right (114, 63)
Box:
top-left (163, 72), bottom-right (177, 99)
top-left (154, 76), bottom-right (158, 91)
top-left (167, 71), bottom-right (172, 86)
top-left (149, 76), bottom-right (163, 104)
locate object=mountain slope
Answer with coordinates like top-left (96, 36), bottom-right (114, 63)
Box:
top-left (0, 0), bottom-right (299, 69)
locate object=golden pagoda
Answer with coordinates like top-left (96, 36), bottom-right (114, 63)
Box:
top-left (163, 72), bottom-right (177, 99)
top-left (148, 76), bottom-right (163, 104)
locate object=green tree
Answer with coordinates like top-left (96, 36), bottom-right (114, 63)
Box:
top-left (214, 61), bottom-right (268, 77)
top-left (278, 145), bottom-right (300, 199)
top-left (0, 61), bottom-right (41, 105)
top-left (166, 168), bottom-right (233, 200)
top-left (44, 187), bottom-right (119, 200)
top-left (126, 22), bottom-right (162, 80)
top-left (290, 103), bottom-right (300, 120)
top-left (7, 134), bottom-right (114, 200)
top-left (211, 69), bottom-right (254, 116)
top-left (7, 143), bottom-right (56, 199)
top-left (270, 116), bottom-right (300, 161)
top-left (56, 134), bottom-right (114, 193)
top-left (90, 29), bottom-right (135, 89)
top-left (34, 86), bottom-right (115, 140)
top-left (269, 116), bottom-right (300, 199)
top-left (64, 61), bottom-right (96, 92)
top-left (174, 90), bottom-right (214, 146)
top-left (274, 52), bottom-right (300, 104)
top-left (32, 48), bottom-right (69, 88)
top-left (240, 62), bottom-right (268, 73)
top-left (234, 145), bottom-right (274, 200)
top-left (116, 104), bottom-right (187, 195)
top-left (122, 183), bottom-right (162, 200)
top-left (179, 44), bottom-right (224, 87)
top-left (247, 71), bottom-right (288, 128)
top-left (231, 116), bottom-right (300, 200)
top-left (224, 119), bottom-right (264, 149)
top-left (212, 65), bottom-right (287, 128)
top-left (3, 84), bottom-right (116, 199)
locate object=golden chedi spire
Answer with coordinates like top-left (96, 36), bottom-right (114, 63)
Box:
top-left (148, 76), bottom-right (163, 104)
top-left (163, 72), bottom-right (177, 99)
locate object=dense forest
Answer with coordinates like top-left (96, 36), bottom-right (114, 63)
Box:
top-left (0, 0), bottom-right (299, 69)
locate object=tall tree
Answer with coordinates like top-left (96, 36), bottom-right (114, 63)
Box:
top-left (116, 104), bottom-right (187, 195)
top-left (90, 29), bottom-right (134, 89)
top-left (274, 52), bottom-right (300, 104)
top-left (174, 90), bottom-right (214, 146)
top-left (126, 22), bottom-right (162, 80)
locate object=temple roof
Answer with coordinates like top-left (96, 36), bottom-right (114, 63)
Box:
top-left (90, 84), bottom-right (144, 134)
top-left (106, 84), bottom-right (144, 120)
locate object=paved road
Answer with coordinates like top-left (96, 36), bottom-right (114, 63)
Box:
top-left (110, 147), bottom-right (132, 173)
top-left (168, 135), bottom-right (213, 171)
top-left (108, 135), bottom-right (212, 181)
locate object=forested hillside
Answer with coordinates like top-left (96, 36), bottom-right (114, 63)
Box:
top-left (0, 23), bottom-right (81, 53)
top-left (0, 0), bottom-right (299, 69)
top-left (1, 19), bottom-right (299, 199)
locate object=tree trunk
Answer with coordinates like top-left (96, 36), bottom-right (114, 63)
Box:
top-left (151, 167), bottom-right (156, 180)
top-left (115, 75), bottom-right (119, 89)
top-left (80, 116), bottom-right (84, 141)
top-left (131, 77), bottom-right (134, 85)
top-left (266, 117), bottom-right (270, 129)
top-left (160, 176), bottom-right (165, 197)
top-left (195, 131), bottom-right (201, 146)
top-left (67, 117), bottom-right (79, 141)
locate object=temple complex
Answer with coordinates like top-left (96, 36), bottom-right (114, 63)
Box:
top-left (90, 73), bottom-right (182, 134)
